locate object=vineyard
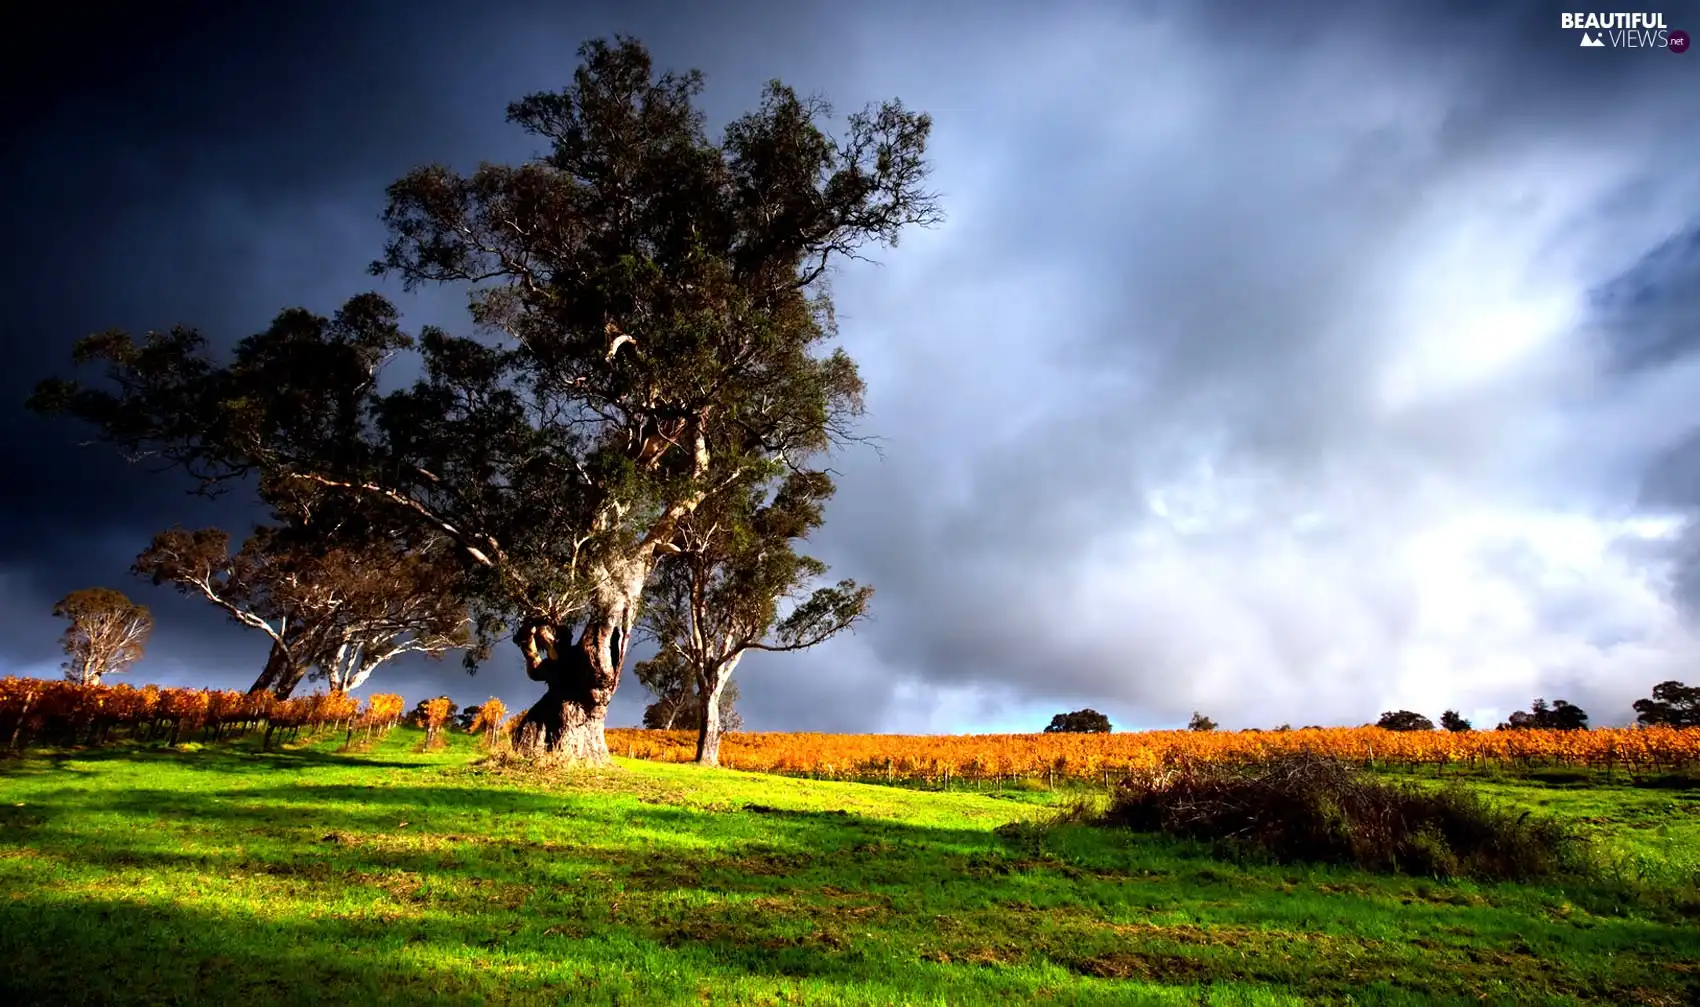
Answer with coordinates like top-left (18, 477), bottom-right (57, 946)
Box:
top-left (606, 724), bottom-right (1700, 786)
top-left (7, 679), bottom-right (1700, 785)
top-left (0, 677), bottom-right (406, 750)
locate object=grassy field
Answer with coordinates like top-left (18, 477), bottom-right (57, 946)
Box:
top-left (1, 730), bottom-right (1697, 1005)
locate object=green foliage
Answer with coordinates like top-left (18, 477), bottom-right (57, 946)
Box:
top-left (1440, 709), bottom-right (1472, 732)
top-left (1187, 711), bottom-right (1217, 733)
top-left (1044, 709), bottom-right (1112, 734)
top-left (1499, 698), bottom-right (1589, 731)
top-left (637, 649), bottom-right (743, 732)
top-left (1375, 710), bottom-right (1435, 732)
top-left (638, 466), bottom-right (870, 758)
top-left (1633, 680), bottom-right (1700, 727)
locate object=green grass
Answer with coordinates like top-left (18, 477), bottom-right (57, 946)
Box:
top-left (1, 731), bottom-right (1697, 1005)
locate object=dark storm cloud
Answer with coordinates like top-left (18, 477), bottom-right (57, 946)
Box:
top-left (0, 0), bottom-right (858, 716)
top-left (5, 0), bottom-right (1699, 728)
top-left (739, 0), bottom-right (1700, 730)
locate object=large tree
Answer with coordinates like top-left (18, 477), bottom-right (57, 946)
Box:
top-left (52, 587), bottom-right (153, 686)
top-left (637, 469), bottom-right (870, 765)
top-left (28, 37), bottom-right (938, 763)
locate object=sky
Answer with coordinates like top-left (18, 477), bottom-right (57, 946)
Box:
top-left (3, 0), bottom-right (1699, 733)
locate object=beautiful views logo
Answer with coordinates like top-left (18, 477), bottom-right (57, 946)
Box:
top-left (1562, 12), bottom-right (1689, 50)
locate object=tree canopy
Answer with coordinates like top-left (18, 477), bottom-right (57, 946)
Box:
top-left (1498, 698), bottom-right (1589, 732)
top-left (1375, 710), bottom-right (1434, 732)
top-left (1633, 680), bottom-right (1700, 728)
top-left (51, 588), bottom-right (153, 686)
top-left (637, 649), bottom-right (745, 734)
top-left (1045, 709), bottom-right (1112, 734)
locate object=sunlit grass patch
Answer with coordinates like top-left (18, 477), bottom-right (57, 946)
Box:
top-left (1, 728), bottom-right (1696, 1005)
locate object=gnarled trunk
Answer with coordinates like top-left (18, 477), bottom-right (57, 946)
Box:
top-left (513, 564), bottom-right (644, 764)
top-left (694, 652), bottom-right (742, 767)
top-left (248, 639), bottom-right (308, 699)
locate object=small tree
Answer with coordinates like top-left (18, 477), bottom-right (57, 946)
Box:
top-left (422, 696), bottom-right (455, 746)
top-left (1187, 712), bottom-right (1217, 733)
top-left (1439, 710), bottom-right (1472, 732)
top-left (1376, 710), bottom-right (1435, 732)
top-left (408, 696), bottom-right (459, 729)
top-left (639, 470), bottom-right (869, 765)
top-left (52, 588), bottom-right (153, 686)
top-left (1045, 709), bottom-right (1112, 734)
top-left (468, 698), bottom-right (508, 746)
top-left (1499, 698), bottom-right (1589, 731)
top-left (1633, 681), bottom-right (1700, 728)
top-left (638, 648), bottom-right (745, 732)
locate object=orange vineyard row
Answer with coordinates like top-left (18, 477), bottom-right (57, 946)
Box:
top-left (0, 677), bottom-right (405, 749)
top-left (605, 725), bottom-right (1700, 782)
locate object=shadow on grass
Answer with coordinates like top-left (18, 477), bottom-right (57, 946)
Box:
top-left (5, 761), bottom-right (1700, 1005)
top-left (28, 742), bottom-right (430, 772)
top-left (0, 782), bottom-right (1203, 1006)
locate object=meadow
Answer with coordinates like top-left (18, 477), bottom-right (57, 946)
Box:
top-left (2, 728), bottom-right (1698, 1005)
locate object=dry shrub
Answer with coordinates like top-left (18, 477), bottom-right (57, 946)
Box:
top-left (1101, 753), bottom-right (1590, 881)
top-left (479, 723), bottom-right (580, 774)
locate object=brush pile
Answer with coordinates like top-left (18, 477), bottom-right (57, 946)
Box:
top-left (1103, 753), bottom-right (1589, 880)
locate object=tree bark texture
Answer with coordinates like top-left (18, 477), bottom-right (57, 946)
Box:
top-left (247, 639), bottom-right (309, 699)
top-left (694, 652), bottom-right (742, 767)
top-left (513, 574), bottom-right (642, 764)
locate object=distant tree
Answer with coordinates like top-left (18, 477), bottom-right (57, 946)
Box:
top-left (30, 37), bottom-right (940, 765)
top-left (1498, 698), bottom-right (1589, 731)
top-left (638, 649), bottom-right (744, 733)
top-left (52, 588), bottom-right (152, 686)
top-left (637, 470), bottom-right (867, 765)
top-left (1376, 710), bottom-right (1435, 732)
top-left (1187, 712), bottom-right (1217, 733)
top-left (1045, 709), bottom-right (1112, 734)
top-left (1633, 681), bottom-right (1700, 728)
top-left (1439, 710), bottom-right (1471, 732)
top-left (455, 705), bottom-right (484, 732)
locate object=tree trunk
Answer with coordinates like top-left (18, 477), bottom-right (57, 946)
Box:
top-left (513, 610), bottom-right (636, 765)
top-left (247, 639), bottom-right (308, 699)
top-left (694, 653), bottom-right (742, 767)
top-left (510, 551), bottom-right (651, 765)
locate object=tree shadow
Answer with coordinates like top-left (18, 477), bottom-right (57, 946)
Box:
top-left (0, 782), bottom-right (1122, 1005)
